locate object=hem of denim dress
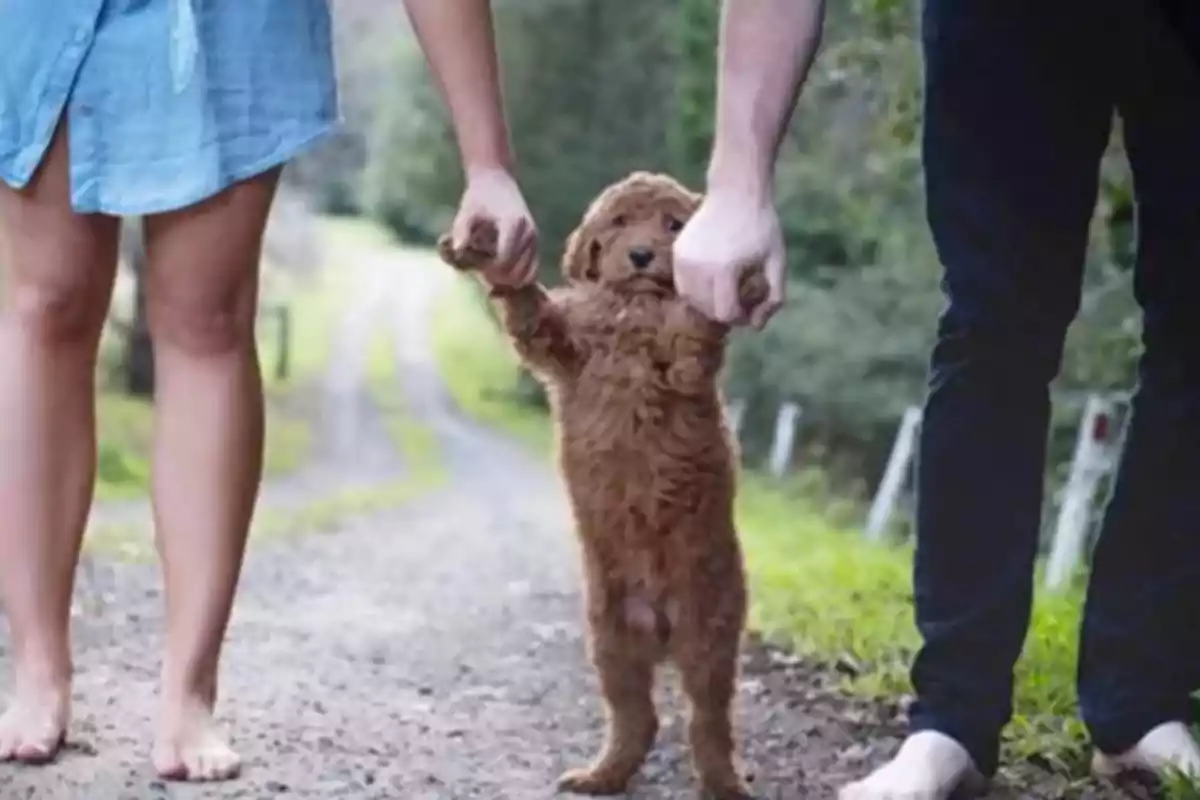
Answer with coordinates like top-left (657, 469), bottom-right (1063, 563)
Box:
top-left (68, 117), bottom-right (340, 216)
top-left (0, 165), bottom-right (21, 192)
top-left (0, 93), bottom-right (76, 194)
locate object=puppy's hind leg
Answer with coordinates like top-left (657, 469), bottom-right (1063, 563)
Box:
top-left (558, 625), bottom-right (658, 795)
top-left (675, 597), bottom-right (753, 799)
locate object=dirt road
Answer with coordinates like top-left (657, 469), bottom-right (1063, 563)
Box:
top-left (0, 233), bottom-right (1133, 799)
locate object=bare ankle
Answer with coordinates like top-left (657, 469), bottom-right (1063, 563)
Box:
top-left (161, 658), bottom-right (218, 701)
top-left (12, 651), bottom-right (72, 695)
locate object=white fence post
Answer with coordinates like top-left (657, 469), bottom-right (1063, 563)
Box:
top-left (767, 401), bottom-right (802, 479)
top-left (865, 405), bottom-right (923, 541)
top-left (1044, 394), bottom-right (1122, 591)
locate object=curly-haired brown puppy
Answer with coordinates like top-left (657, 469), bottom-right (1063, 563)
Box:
top-left (438, 172), bottom-right (767, 800)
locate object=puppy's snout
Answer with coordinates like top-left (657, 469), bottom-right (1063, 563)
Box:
top-left (628, 247), bottom-right (655, 270)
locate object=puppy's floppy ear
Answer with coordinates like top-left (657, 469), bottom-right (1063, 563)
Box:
top-left (562, 224), bottom-right (600, 283)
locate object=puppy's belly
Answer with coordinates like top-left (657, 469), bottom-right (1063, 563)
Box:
top-left (621, 592), bottom-right (677, 650)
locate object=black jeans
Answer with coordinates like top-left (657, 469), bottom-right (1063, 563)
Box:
top-left (912, 0), bottom-right (1200, 775)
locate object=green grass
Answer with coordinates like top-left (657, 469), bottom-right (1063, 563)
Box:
top-left (428, 262), bottom-right (1100, 775)
top-left (738, 477), bottom-right (1091, 771)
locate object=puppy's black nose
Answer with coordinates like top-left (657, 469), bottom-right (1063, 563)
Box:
top-left (628, 247), bottom-right (655, 269)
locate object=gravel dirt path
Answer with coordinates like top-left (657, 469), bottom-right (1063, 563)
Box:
top-left (0, 234), bottom-right (1138, 799)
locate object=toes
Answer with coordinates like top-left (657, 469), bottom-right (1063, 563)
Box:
top-left (187, 751), bottom-right (212, 782)
top-left (13, 733), bottom-right (64, 765)
top-left (0, 714), bottom-right (65, 765)
top-left (199, 744), bottom-right (242, 781)
top-left (153, 746), bottom-right (189, 781)
top-left (158, 742), bottom-right (241, 782)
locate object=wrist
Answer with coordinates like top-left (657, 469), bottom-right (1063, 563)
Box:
top-left (459, 125), bottom-right (515, 178)
top-left (464, 159), bottom-right (515, 186)
top-left (706, 157), bottom-right (774, 208)
top-left (705, 134), bottom-right (774, 207)
top-left (463, 149), bottom-right (514, 178)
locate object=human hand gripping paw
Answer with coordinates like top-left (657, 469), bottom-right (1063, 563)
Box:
top-left (664, 265), bottom-right (767, 391)
top-left (436, 220), bottom-right (542, 334)
top-left (436, 219), bottom-right (499, 274)
top-left (441, 167), bottom-right (538, 290)
top-left (672, 190), bottom-right (786, 329)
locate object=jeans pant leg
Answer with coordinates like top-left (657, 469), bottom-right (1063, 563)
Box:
top-left (1079, 1), bottom-right (1200, 756)
top-left (910, 0), bottom-right (1117, 775)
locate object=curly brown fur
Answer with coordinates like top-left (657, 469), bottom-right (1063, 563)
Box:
top-left (438, 172), bottom-right (765, 800)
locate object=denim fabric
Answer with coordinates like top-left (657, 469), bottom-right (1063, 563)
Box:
top-left (912, 0), bottom-right (1200, 775)
top-left (0, 0), bottom-right (338, 215)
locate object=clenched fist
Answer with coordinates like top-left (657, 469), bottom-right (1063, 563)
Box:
top-left (672, 188), bottom-right (786, 330)
top-left (449, 166), bottom-right (538, 289)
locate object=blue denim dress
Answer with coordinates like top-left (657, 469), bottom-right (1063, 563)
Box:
top-left (0, 0), bottom-right (339, 215)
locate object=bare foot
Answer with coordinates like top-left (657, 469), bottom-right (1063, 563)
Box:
top-left (153, 696), bottom-right (241, 782)
top-left (839, 731), bottom-right (987, 800)
top-left (1093, 721), bottom-right (1200, 782)
top-left (0, 682), bottom-right (70, 765)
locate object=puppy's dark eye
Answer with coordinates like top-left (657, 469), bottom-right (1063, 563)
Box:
top-left (590, 240), bottom-right (602, 257)
top-left (665, 215), bottom-right (683, 232)
top-left (612, 214), bottom-right (627, 227)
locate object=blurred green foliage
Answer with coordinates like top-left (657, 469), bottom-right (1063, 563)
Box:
top-left (322, 0), bottom-right (1142, 505)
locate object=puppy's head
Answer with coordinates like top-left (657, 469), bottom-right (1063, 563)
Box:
top-left (561, 172), bottom-right (700, 296)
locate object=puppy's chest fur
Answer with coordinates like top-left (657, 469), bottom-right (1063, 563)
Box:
top-left (573, 294), bottom-right (679, 392)
top-left (548, 291), bottom-right (733, 520)
top-left (557, 293), bottom-right (717, 427)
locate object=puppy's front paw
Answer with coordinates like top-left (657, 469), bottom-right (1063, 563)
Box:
top-left (556, 766), bottom-right (631, 796)
top-left (436, 221), bottom-right (499, 272)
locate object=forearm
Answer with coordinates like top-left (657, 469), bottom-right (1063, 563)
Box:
top-left (707, 0), bottom-right (826, 201)
top-left (403, 0), bottom-right (513, 174)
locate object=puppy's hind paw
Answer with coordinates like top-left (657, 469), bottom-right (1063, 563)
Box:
top-left (700, 773), bottom-right (758, 800)
top-left (556, 766), bottom-right (632, 796)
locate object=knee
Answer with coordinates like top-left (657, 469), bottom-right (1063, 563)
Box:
top-left (146, 266), bottom-right (259, 359)
top-left (147, 283), bottom-right (256, 357)
top-left (8, 273), bottom-right (107, 347)
top-left (932, 306), bottom-right (1072, 387)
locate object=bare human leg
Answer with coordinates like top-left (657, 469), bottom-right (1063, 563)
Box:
top-left (0, 125), bottom-right (119, 763)
top-left (142, 168), bottom-right (280, 781)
